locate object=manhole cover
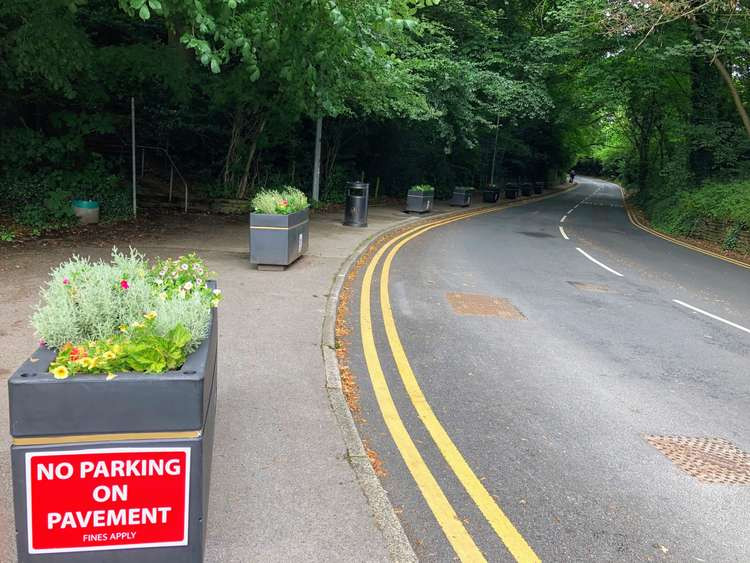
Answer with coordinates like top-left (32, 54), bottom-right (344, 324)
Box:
top-left (645, 435), bottom-right (750, 484)
top-left (445, 293), bottom-right (525, 319)
top-left (569, 281), bottom-right (609, 293)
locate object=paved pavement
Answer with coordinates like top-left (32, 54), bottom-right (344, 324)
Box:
top-left (0, 202), bottom-right (466, 562)
top-left (346, 178), bottom-right (750, 561)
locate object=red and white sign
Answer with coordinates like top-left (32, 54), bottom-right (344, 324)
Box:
top-left (25, 447), bottom-right (190, 554)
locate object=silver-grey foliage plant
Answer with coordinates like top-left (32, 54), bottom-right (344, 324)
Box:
top-left (32, 248), bottom-right (210, 351)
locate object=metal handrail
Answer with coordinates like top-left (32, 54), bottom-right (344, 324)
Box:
top-left (136, 145), bottom-right (189, 212)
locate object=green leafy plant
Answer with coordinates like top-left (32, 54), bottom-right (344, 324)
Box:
top-left (49, 313), bottom-right (192, 378)
top-left (0, 228), bottom-right (15, 242)
top-left (410, 184), bottom-right (435, 193)
top-left (151, 253), bottom-right (221, 306)
top-left (251, 187), bottom-right (309, 215)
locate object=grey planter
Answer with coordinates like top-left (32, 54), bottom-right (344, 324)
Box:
top-left (405, 190), bottom-right (434, 213)
top-left (449, 187), bottom-right (473, 207)
top-left (8, 295), bottom-right (218, 562)
top-left (521, 183), bottom-right (533, 196)
top-left (482, 189), bottom-right (500, 203)
top-left (250, 207), bottom-right (309, 267)
top-left (504, 184), bottom-right (520, 199)
top-left (533, 182), bottom-right (543, 195)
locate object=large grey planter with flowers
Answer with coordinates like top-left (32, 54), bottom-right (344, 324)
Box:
top-left (249, 208), bottom-right (309, 267)
top-left (8, 292), bottom-right (218, 562)
top-left (405, 189), bottom-right (434, 213)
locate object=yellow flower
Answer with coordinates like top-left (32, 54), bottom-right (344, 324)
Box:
top-left (144, 311), bottom-right (157, 320)
top-left (103, 351), bottom-right (116, 361)
top-left (112, 344), bottom-right (123, 355)
top-left (106, 373), bottom-right (117, 381)
top-left (52, 366), bottom-right (69, 380)
top-left (80, 357), bottom-right (96, 369)
top-left (119, 324), bottom-right (128, 333)
top-left (132, 321), bottom-right (144, 329)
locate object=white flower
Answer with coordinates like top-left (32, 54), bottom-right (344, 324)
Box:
top-left (155, 278), bottom-right (163, 285)
top-left (159, 292), bottom-right (167, 301)
top-left (178, 289), bottom-right (186, 299)
top-left (197, 267), bottom-right (204, 274)
top-left (192, 263), bottom-right (200, 270)
top-left (211, 298), bottom-right (219, 307)
top-left (183, 281), bottom-right (193, 291)
top-left (172, 271), bottom-right (179, 278)
top-left (181, 263), bottom-right (189, 270)
top-left (159, 270), bottom-right (166, 277)
top-left (213, 289), bottom-right (222, 295)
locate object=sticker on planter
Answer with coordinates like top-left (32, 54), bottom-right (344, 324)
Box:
top-left (298, 233), bottom-right (303, 253)
top-left (25, 447), bottom-right (190, 554)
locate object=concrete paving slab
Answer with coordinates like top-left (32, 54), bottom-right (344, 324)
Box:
top-left (0, 204), bottom-right (454, 562)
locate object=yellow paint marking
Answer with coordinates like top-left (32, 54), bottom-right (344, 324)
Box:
top-left (357, 188), bottom-right (578, 561)
top-left (360, 225), bottom-right (487, 562)
top-left (619, 187), bottom-right (750, 271)
top-left (380, 225), bottom-right (542, 563)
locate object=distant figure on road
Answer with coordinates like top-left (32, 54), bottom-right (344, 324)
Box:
top-left (569, 169), bottom-right (576, 183)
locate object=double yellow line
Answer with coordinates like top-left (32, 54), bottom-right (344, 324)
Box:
top-left (358, 189), bottom-right (576, 561)
top-left (620, 188), bottom-right (750, 271)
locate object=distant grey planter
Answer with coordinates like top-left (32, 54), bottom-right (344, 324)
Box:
top-left (449, 187), bottom-right (473, 207)
top-left (482, 188), bottom-right (500, 203)
top-left (405, 190), bottom-right (434, 213)
top-left (8, 293), bottom-right (219, 562)
top-left (521, 183), bottom-right (533, 196)
top-left (504, 184), bottom-right (520, 199)
top-left (533, 182), bottom-right (543, 195)
top-left (250, 207), bottom-right (309, 267)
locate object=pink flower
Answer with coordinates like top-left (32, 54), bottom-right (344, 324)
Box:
top-left (38, 339), bottom-right (46, 347)
top-left (62, 278), bottom-right (70, 285)
top-left (120, 279), bottom-right (129, 290)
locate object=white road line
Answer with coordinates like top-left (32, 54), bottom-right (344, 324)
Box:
top-left (560, 215), bottom-right (567, 223)
top-left (567, 209), bottom-right (575, 214)
top-left (576, 247), bottom-right (624, 277)
top-left (559, 226), bottom-right (569, 240)
top-left (672, 300), bottom-right (750, 335)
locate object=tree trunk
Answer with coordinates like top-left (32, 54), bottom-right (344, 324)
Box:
top-left (711, 55), bottom-right (750, 139)
top-left (236, 117), bottom-right (267, 199)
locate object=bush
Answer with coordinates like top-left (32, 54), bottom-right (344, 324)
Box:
top-left (251, 186), bottom-right (309, 214)
top-left (410, 184), bottom-right (435, 193)
top-left (642, 179), bottom-right (750, 237)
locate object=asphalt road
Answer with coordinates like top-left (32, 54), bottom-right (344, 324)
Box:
top-left (346, 178), bottom-right (750, 562)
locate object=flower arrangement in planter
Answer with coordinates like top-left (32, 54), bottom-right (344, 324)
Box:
top-left (8, 249), bottom-right (222, 560)
top-left (31, 249), bottom-right (221, 378)
top-left (249, 186), bottom-right (310, 267)
top-left (405, 184), bottom-right (435, 213)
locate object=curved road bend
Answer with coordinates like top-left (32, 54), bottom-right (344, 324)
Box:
top-left (346, 178), bottom-right (750, 562)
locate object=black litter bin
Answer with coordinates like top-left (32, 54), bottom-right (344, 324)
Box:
top-left (343, 182), bottom-right (369, 227)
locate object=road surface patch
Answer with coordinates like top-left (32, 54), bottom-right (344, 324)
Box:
top-left (568, 281), bottom-right (610, 293)
top-left (446, 293), bottom-right (526, 319)
top-left (645, 436), bottom-right (750, 484)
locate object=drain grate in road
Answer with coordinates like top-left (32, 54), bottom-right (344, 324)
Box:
top-left (645, 435), bottom-right (750, 484)
top-left (569, 281), bottom-right (610, 293)
top-left (446, 293), bottom-right (525, 319)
